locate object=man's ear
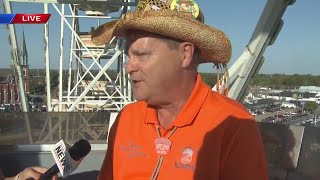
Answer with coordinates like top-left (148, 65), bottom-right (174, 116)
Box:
top-left (180, 42), bottom-right (195, 68)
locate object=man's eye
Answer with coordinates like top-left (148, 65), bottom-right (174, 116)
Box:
top-left (136, 52), bottom-right (148, 56)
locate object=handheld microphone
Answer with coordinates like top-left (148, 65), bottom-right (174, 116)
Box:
top-left (40, 139), bottom-right (91, 180)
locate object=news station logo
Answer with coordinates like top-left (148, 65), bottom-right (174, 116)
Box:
top-left (51, 139), bottom-right (74, 177)
top-left (0, 14), bottom-right (50, 24)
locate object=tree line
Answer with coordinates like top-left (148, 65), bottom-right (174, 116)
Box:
top-left (250, 74), bottom-right (320, 89)
top-left (200, 73), bottom-right (320, 89)
top-left (29, 70), bottom-right (320, 95)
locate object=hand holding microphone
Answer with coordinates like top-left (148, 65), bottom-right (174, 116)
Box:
top-left (40, 139), bottom-right (91, 180)
top-left (16, 167), bottom-right (58, 180)
top-left (1, 167), bottom-right (57, 180)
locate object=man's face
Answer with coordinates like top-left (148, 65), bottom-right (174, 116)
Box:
top-left (125, 34), bottom-right (183, 104)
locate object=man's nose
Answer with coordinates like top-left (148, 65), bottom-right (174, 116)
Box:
top-left (125, 58), bottom-right (139, 74)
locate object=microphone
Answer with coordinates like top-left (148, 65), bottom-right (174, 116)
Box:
top-left (40, 139), bottom-right (91, 180)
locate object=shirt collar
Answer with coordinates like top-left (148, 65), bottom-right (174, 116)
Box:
top-left (144, 73), bottom-right (210, 127)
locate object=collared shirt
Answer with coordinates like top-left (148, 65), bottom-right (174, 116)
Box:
top-left (98, 74), bottom-right (268, 180)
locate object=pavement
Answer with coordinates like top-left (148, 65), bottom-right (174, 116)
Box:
top-left (255, 109), bottom-right (294, 122)
top-left (254, 108), bottom-right (313, 126)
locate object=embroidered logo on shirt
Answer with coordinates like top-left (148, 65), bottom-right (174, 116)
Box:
top-left (175, 146), bottom-right (198, 171)
top-left (180, 148), bottom-right (193, 164)
top-left (119, 143), bottom-right (147, 158)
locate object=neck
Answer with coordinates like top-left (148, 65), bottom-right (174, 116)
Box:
top-left (156, 74), bottom-right (197, 129)
top-left (157, 102), bottom-right (185, 129)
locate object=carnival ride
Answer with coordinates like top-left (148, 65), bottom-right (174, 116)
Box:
top-left (2, 0), bottom-right (320, 179)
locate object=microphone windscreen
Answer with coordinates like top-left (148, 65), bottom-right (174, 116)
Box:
top-left (69, 139), bottom-right (91, 161)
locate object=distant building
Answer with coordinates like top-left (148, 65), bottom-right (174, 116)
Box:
top-left (0, 31), bottom-right (30, 106)
top-left (316, 93), bottom-right (320, 104)
top-left (281, 101), bottom-right (297, 109)
top-left (299, 86), bottom-right (320, 93)
top-left (264, 90), bottom-right (319, 105)
top-left (19, 31), bottom-right (30, 94)
top-left (0, 71), bottom-right (19, 105)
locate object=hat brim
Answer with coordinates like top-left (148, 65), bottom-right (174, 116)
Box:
top-left (91, 10), bottom-right (231, 64)
top-left (91, 20), bottom-right (118, 46)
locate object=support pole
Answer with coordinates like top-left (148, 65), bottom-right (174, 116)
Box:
top-left (44, 3), bottom-right (52, 111)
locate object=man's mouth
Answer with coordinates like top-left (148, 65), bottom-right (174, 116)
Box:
top-left (132, 80), bottom-right (142, 85)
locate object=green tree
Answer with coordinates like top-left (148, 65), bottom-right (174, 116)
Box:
top-left (200, 73), bottom-right (217, 87)
top-left (304, 102), bottom-right (319, 113)
top-left (35, 84), bottom-right (45, 94)
top-left (50, 70), bottom-right (59, 91)
top-left (250, 74), bottom-right (320, 89)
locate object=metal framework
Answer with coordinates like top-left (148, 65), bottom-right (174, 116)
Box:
top-left (4, 0), bottom-right (298, 112)
top-left (2, 0), bottom-right (139, 144)
top-left (2, 0), bottom-right (298, 143)
top-left (215, 0), bottom-right (296, 101)
top-left (3, 0), bottom-right (137, 112)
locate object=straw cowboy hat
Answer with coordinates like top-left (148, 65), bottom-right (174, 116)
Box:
top-left (91, 0), bottom-right (232, 64)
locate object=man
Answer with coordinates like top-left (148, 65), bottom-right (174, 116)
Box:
top-left (92, 0), bottom-right (268, 179)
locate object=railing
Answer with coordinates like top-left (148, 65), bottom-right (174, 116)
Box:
top-left (0, 112), bottom-right (320, 180)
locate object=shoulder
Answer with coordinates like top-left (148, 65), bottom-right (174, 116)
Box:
top-left (203, 92), bottom-right (262, 145)
top-left (110, 101), bottom-right (147, 135)
top-left (116, 101), bottom-right (147, 122)
top-left (204, 91), bottom-right (254, 122)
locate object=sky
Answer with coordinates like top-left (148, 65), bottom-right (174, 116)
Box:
top-left (0, 0), bottom-right (319, 75)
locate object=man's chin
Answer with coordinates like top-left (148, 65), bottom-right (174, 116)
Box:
top-left (132, 93), bottom-right (146, 101)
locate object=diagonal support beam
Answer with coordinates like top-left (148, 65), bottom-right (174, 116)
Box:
top-left (67, 51), bottom-right (121, 111)
top-left (214, 0), bottom-right (296, 101)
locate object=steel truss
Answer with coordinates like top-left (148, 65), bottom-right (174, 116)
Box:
top-left (2, 0), bottom-right (137, 143)
top-left (2, 0), bottom-right (298, 144)
top-left (214, 0), bottom-right (296, 101)
top-left (3, 0), bottom-right (136, 112)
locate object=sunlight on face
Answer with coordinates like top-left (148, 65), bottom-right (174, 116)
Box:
top-left (125, 33), bottom-right (183, 104)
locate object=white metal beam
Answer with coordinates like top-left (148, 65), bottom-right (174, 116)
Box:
top-left (3, 0), bottom-right (29, 112)
top-left (5, 0), bottom-right (135, 112)
top-left (58, 4), bottom-right (65, 111)
top-left (67, 51), bottom-right (121, 111)
top-left (215, 0), bottom-right (296, 101)
top-left (44, 3), bottom-right (52, 111)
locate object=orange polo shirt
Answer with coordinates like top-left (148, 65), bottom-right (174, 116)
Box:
top-left (98, 74), bottom-right (268, 180)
